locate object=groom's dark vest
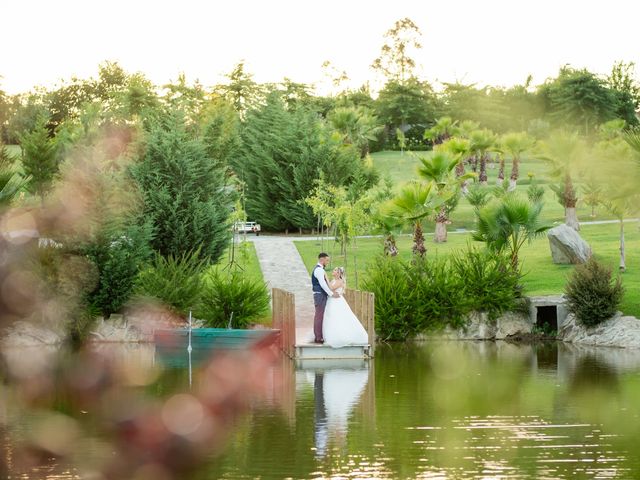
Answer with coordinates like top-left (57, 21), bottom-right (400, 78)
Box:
top-left (311, 265), bottom-right (327, 296)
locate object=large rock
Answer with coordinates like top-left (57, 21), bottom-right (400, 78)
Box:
top-left (547, 224), bottom-right (592, 264)
top-left (558, 312), bottom-right (640, 348)
top-left (1, 321), bottom-right (63, 347)
top-left (418, 311), bottom-right (532, 340)
top-left (90, 317), bottom-right (144, 343)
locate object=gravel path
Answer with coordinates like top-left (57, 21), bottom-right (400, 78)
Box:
top-left (249, 236), bottom-right (317, 343)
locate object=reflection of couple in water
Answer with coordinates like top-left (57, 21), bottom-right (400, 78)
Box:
top-left (312, 368), bottom-right (369, 458)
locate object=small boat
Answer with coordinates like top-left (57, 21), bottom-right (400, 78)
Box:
top-left (154, 328), bottom-right (280, 369)
top-left (154, 327), bottom-right (280, 350)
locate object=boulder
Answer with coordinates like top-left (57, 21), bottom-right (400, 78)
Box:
top-left (1, 321), bottom-right (63, 347)
top-left (90, 317), bottom-right (144, 343)
top-left (494, 312), bottom-right (533, 339)
top-left (547, 224), bottom-right (592, 264)
top-left (418, 311), bottom-right (532, 341)
top-left (557, 313), bottom-right (640, 349)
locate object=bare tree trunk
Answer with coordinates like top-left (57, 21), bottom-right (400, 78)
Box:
top-left (434, 207), bottom-right (448, 243)
top-left (497, 156), bottom-right (505, 185)
top-left (434, 221), bottom-right (447, 243)
top-left (564, 174), bottom-right (579, 231)
top-left (413, 222), bottom-right (426, 256)
top-left (509, 156), bottom-right (518, 191)
top-left (479, 153), bottom-right (488, 185)
top-left (619, 219), bottom-right (626, 272)
top-left (565, 208), bottom-right (580, 231)
top-left (384, 235), bottom-right (398, 256)
top-left (470, 155), bottom-right (478, 173)
top-left (457, 161), bottom-right (470, 194)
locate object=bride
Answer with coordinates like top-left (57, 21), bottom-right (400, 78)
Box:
top-left (322, 267), bottom-right (369, 348)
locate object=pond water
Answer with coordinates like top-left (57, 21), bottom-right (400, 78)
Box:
top-left (4, 341), bottom-right (640, 479)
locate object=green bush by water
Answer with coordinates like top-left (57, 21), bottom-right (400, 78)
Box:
top-left (565, 257), bottom-right (624, 327)
top-left (135, 249), bottom-right (208, 315)
top-left (362, 247), bottom-right (522, 341)
top-left (453, 247), bottom-right (522, 319)
top-left (198, 268), bottom-right (270, 328)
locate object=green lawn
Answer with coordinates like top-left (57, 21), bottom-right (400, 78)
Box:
top-left (370, 150), bottom-right (616, 230)
top-left (210, 240), bottom-right (270, 325)
top-left (211, 240), bottom-right (264, 284)
top-left (295, 222), bottom-right (640, 317)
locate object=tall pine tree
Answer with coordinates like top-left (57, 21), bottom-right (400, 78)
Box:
top-left (132, 110), bottom-right (232, 261)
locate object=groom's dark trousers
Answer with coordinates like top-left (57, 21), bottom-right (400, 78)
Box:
top-left (313, 292), bottom-right (328, 342)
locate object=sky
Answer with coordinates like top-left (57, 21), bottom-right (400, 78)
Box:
top-left (1, 0), bottom-right (639, 95)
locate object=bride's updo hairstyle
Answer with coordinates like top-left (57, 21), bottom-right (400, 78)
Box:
top-left (337, 267), bottom-right (345, 280)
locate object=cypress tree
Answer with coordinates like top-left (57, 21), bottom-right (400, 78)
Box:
top-left (20, 115), bottom-right (59, 202)
top-left (132, 110), bottom-right (232, 261)
top-left (234, 94), bottom-right (370, 231)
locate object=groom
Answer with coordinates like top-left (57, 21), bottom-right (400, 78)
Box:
top-left (312, 252), bottom-right (339, 343)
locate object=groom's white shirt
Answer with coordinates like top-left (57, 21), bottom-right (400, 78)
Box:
top-left (314, 263), bottom-right (333, 296)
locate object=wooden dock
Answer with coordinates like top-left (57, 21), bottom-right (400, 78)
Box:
top-left (272, 287), bottom-right (375, 359)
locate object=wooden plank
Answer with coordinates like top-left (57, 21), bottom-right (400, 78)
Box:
top-left (345, 288), bottom-right (375, 358)
top-left (273, 288), bottom-right (295, 359)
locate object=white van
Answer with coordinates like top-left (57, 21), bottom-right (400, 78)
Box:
top-left (233, 221), bottom-right (261, 235)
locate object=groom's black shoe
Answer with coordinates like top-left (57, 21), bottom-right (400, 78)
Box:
top-left (313, 339), bottom-right (324, 344)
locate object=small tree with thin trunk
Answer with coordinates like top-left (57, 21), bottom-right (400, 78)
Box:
top-left (501, 132), bottom-right (535, 191)
top-left (582, 176), bottom-right (603, 218)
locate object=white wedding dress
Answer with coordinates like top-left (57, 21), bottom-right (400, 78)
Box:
top-left (322, 285), bottom-right (369, 348)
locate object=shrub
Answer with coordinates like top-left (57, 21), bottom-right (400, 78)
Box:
top-left (135, 249), bottom-right (208, 316)
top-left (198, 268), bottom-right (270, 328)
top-left (406, 256), bottom-right (466, 331)
top-left (452, 247), bottom-right (522, 320)
top-left (565, 257), bottom-right (624, 327)
top-left (362, 256), bottom-right (413, 341)
top-left (83, 223), bottom-right (153, 318)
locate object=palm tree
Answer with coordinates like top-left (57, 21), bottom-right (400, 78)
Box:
top-left (468, 129), bottom-right (497, 185)
top-left (473, 194), bottom-right (551, 270)
top-left (328, 106), bottom-right (383, 157)
top-left (458, 120), bottom-right (481, 172)
top-left (423, 116), bottom-right (459, 146)
top-left (501, 132), bottom-right (535, 191)
top-left (385, 181), bottom-right (439, 256)
top-left (538, 131), bottom-right (587, 231)
top-left (417, 150), bottom-right (474, 242)
top-left (439, 137), bottom-right (471, 191)
top-left (375, 213), bottom-right (403, 256)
